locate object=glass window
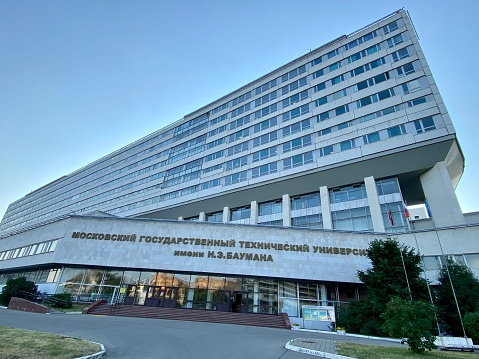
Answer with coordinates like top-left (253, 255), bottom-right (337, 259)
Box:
top-left (363, 132), bottom-right (380, 144)
top-left (259, 201), bottom-right (282, 216)
top-left (231, 206), bottom-right (250, 221)
top-left (340, 139), bottom-right (355, 151)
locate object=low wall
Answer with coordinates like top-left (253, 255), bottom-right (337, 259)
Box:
top-left (8, 297), bottom-right (50, 314)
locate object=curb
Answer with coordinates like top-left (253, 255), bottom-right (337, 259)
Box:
top-left (285, 340), bottom-right (357, 359)
top-left (74, 341), bottom-right (106, 359)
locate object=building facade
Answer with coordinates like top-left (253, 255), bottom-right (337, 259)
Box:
top-left (0, 10), bottom-right (477, 324)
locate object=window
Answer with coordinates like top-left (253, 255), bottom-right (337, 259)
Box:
top-left (397, 62), bottom-right (415, 76)
top-left (392, 47), bottom-right (409, 62)
top-left (252, 146), bottom-right (277, 162)
top-left (402, 79), bottom-right (421, 95)
top-left (315, 96), bottom-right (327, 107)
top-left (387, 124), bottom-right (406, 138)
top-left (331, 74), bottom-right (343, 85)
top-left (318, 127), bottom-right (332, 136)
top-left (376, 178), bottom-right (401, 196)
top-left (226, 156), bottom-right (248, 170)
top-left (314, 82), bottom-right (326, 92)
top-left (206, 137), bottom-right (225, 149)
top-left (340, 139), bottom-right (355, 151)
top-left (224, 171), bottom-right (247, 185)
top-left (259, 201), bottom-right (282, 215)
top-left (210, 114), bottom-right (228, 126)
top-left (363, 132), bottom-right (380, 144)
top-left (282, 65), bottom-right (306, 82)
top-left (282, 90), bottom-right (308, 108)
top-left (387, 34), bottom-right (404, 48)
top-left (335, 104), bottom-right (349, 116)
top-left (329, 62), bottom-right (341, 72)
top-left (320, 145), bottom-right (334, 156)
top-left (383, 20), bottom-right (398, 34)
top-left (332, 207), bottom-right (372, 231)
top-left (327, 48), bottom-right (339, 59)
top-left (282, 77), bottom-right (308, 95)
top-left (414, 117), bottom-right (436, 133)
top-left (227, 141), bottom-right (248, 156)
top-left (332, 185), bottom-right (366, 203)
top-left (200, 179), bottom-right (220, 190)
top-left (208, 125), bottom-right (226, 137)
top-left (318, 112), bottom-right (329, 122)
top-left (229, 115), bottom-right (250, 130)
top-left (203, 164), bottom-right (223, 173)
top-left (254, 103), bottom-right (278, 119)
top-left (228, 128), bottom-right (249, 143)
top-left (205, 150), bottom-right (223, 162)
top-left (291, 192), bottom-right (320, 210)
top-left (231, 103), bottom-right (250, 118)
top-left (283, 151), bottom-right (313, 169)
top-left (282, 119), bottom-right (311, 136)
top-left (282, 104), bottom-right (309, 121)
top-left (311, 56), bottom-right (322, 66)
top-left (408, 97), bottom-right (427, 107)
top-left (254, 117), bottom-right (277, 133)
top-left (253, 131), bottom-right (277, 147)
top-left (282, 135), bottom-right (312, 153)
top-left (291, 214), bottom-right (322, 228)
top-left (252, 162), bottom-right (278, 178)
top-left (255, 79), bottom-right (277, 95)
top-left (255, 91), bottom-right (277, 106)
top-left (231, 206), bottom-right (250, 220)
top-left (232, 91), bottom-right (251, 106)
top-left (313, 69), bottom-right (324, 78)
top-left (206, 211), bottom-right (223, 223)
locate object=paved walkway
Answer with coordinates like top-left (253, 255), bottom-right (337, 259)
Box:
top-left (286, 338), bottom-right (354, 358)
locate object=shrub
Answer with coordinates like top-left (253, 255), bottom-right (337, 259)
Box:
top-left (49, 292), bottom-right (72, 309)
top-left (0, 277), bottom-right (38, 306)
top-left (382, 297), bottom-right (437, 353)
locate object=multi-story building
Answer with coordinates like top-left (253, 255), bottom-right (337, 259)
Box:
top-left (0, 10), bottom-right (477, 324)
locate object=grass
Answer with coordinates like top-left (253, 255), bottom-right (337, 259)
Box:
top-left (336, 342), bottom-right (476, 359)
top-left (47, 303), bottom-right (88, 313)
top-left (0, 327), bottom-right (101, 359)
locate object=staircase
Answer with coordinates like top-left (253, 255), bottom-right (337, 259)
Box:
top-left (87, 303), bottom-right (290, 329)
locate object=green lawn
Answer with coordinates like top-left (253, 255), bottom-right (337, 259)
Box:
top-left (0, 327), bottom-right (101, 359)
top-left (336, 342), bottom-right (476, 359)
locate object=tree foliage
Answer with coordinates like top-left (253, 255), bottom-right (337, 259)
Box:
top-left (342, 238), bottom-right (429, 336)
top-left (0, 277), bottom-right (38, 306)
top-left (49, 292), bottom-right (73, 309)
top-left (382, 297), bottom-right (437, 353)
top-left (463, 311), bottom-right (479, 344)
top-left (435, 259), bottom-right (479, 336)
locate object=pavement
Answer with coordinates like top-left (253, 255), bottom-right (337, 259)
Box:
top-left (0, 307), bottom-right (408, 359)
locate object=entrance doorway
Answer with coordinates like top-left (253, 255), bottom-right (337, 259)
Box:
top-left (124, 285), bottom-right (177, 308)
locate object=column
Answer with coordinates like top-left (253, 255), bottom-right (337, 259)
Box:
top-left (222, 206), bottom-right (230, 223)
top-left (250, 201), bottom-right (258, 225)
top-left (199, 212), bottom-right (206, 222)
top-left (320, 186), bottom-right (332, 229)
top-left (420, 161), bottom-right (465, 227)
top-left (364, 176), bottom-right (386, 233)
top-left (282, 194), bottom-right (291, 227)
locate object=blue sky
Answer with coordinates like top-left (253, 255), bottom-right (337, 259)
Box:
top-left (1, 0), bottom-right (478, 220)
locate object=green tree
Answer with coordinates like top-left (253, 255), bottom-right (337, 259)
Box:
top-left (382, 297), bottom-right (437, 353)
top-left (342, 238), bottom-right (429, 336)
top-left (463, 311), bottom-right (479, 344)
top-left (435, 260), bottom-right (479, 336)
top-left (0, 277), bottom-right (38, 306)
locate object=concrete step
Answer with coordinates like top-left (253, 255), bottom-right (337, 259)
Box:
top-left (88, 303), bottom-right (288, 329)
